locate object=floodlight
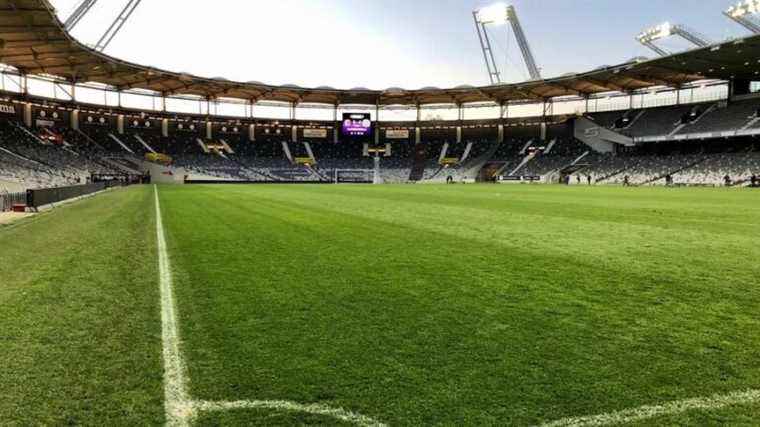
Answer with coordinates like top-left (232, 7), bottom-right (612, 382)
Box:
top-left (475, 3), bottom-right (509, 25)
top-left (637, 23), bottom-right (673, 43)
top-left (636, 22), bottom-right (710, 56)
top-left (726, 0), bottom-right (760, 18)
top-left (472, 4), bottom-right (541, 83)
top-left (724, 0), bottom-right (760, 34)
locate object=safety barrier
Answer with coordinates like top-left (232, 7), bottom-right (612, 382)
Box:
top-left (0, 191), bottom-right (26, 212)
top-left (26, 182), bottom-right (107, 209)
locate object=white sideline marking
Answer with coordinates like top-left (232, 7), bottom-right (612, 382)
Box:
top-left (540, 389), bottom-right (760, 427)
top-left (195, 400), bottom-right (386, 426)
top-left (153, 185), bottom-right (385, 426)
top-left (155, 186), bottom-right (193, 425)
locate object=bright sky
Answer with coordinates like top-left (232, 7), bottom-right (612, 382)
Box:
top-left (50, 0), bottom-right (750, 90)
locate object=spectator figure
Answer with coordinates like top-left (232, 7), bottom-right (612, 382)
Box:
top-left (587, 175), bottom-right (592, 186)
top-left (576, 175), bottom-right (581, 184)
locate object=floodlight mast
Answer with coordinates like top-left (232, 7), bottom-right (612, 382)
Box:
top-left (473, 4), bottom-right (541, 84)
top-left (64, 0), bottom-right (99, 31)
top-left (94, 0), bottom-right (143, 52)
top-left (636, 22), bottom-right (711, 57)
top-left (724, 0), bottom-right (760, 34)
top-left (472, 11), bottom-right (502, 84)
top-left (505, 7), bottom-right (541, 81)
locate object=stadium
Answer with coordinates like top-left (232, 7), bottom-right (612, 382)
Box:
top-left (1, 0), bottom-right (759, 425)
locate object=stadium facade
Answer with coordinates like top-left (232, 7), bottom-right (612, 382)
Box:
top-left (0, 0), bottom-right (759, 198)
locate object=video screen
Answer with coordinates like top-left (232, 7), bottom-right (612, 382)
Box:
top-left (341, 113), bottom-right (373, 138)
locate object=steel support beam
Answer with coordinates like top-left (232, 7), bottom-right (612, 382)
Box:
top-left (506, 6), bottom-right (541, 80)
top-left (94, 0), bottom-right (143, 52)
top-left (64, 0), bottom-right (98, 31)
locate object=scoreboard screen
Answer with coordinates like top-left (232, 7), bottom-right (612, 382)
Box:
top-left (341, 113), bottom-right (373, 138)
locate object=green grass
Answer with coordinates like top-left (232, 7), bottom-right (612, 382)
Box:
top-left (2, 184), bottom-right (760, 425)
top-left (0, 186), bottom-right (164, 425)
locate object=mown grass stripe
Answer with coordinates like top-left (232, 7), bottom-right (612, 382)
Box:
top-left (155, 185), bottom-right (385, 426)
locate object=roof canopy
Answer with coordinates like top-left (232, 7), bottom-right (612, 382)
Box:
top-left (1, 0), bottom-right (759, 106)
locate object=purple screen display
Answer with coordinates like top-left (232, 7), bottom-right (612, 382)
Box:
top-left (341, 113), bottom-right (373, 137)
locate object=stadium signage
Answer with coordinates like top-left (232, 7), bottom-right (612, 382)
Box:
top-left (303, 128), bottom-right (327, 138)
top-left (341, 113), bottom-right (373, 138)
top-left (0, 103), bottom-right (16, 115)
top-left (386, 129), bottom-right (410, 139)
top-left (36, 119), bottom-right (55, 128)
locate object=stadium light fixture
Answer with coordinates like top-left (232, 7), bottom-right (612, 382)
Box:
top-left (636, 22), bottom-right (711, 57)
top-left (726, 0), bottom-right (760, 18)
top-left (636, 22), bottom-right (674, 44)
top-left (474, 3), bottom-right (509, 25)
top-left (724, 0), bottom-right (760, 34)
top-left (472, 4), bottom-right (541, 84)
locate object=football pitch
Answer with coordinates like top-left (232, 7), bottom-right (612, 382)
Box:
top-left (1, 184), bottom-right (760, 426)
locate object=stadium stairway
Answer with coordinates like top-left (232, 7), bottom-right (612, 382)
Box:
top-left (595, 165), bottom-right (633, 184)
top-left (638, 157), bottom-right (707, 186)
top-left (74, 129), bottom-right (107, 151)
top-left (104, 156), bottom-right (142, 175)
top-left (409, 142), bottom-right (428, 181)
top-left (108, 133), bottom-right (135, 154)
top-left (465, 140), bottom-right (502, 180)
top-left (509, 152), bottom-right (538, 176)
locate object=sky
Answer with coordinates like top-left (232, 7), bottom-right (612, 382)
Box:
top-left (49, 0), bottom-right (752, 90)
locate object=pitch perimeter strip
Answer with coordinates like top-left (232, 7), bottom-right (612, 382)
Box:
top-left (153, 185), bottom-right (385, 426)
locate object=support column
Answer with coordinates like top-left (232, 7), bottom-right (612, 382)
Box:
top-left (23, 103), bottom-right (32, 127)
top-left (333, 104), bottom-right (339, 143)
top-left (71, 109), bottom-right (79, 130)
top-left (415, 103), bottom-right (421, 145)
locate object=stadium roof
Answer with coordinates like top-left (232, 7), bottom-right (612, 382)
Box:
top-left (2, 0), bottom-right (760, 106)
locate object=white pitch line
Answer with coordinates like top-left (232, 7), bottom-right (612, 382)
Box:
top-left (540, 389), bottom-right (760, 427)
top-left (153, 185), bottom-right (385, 427)
top-left (155, 186), bottom-right (193, 426)
top-left (194, 400), bottom-right (387, 426)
